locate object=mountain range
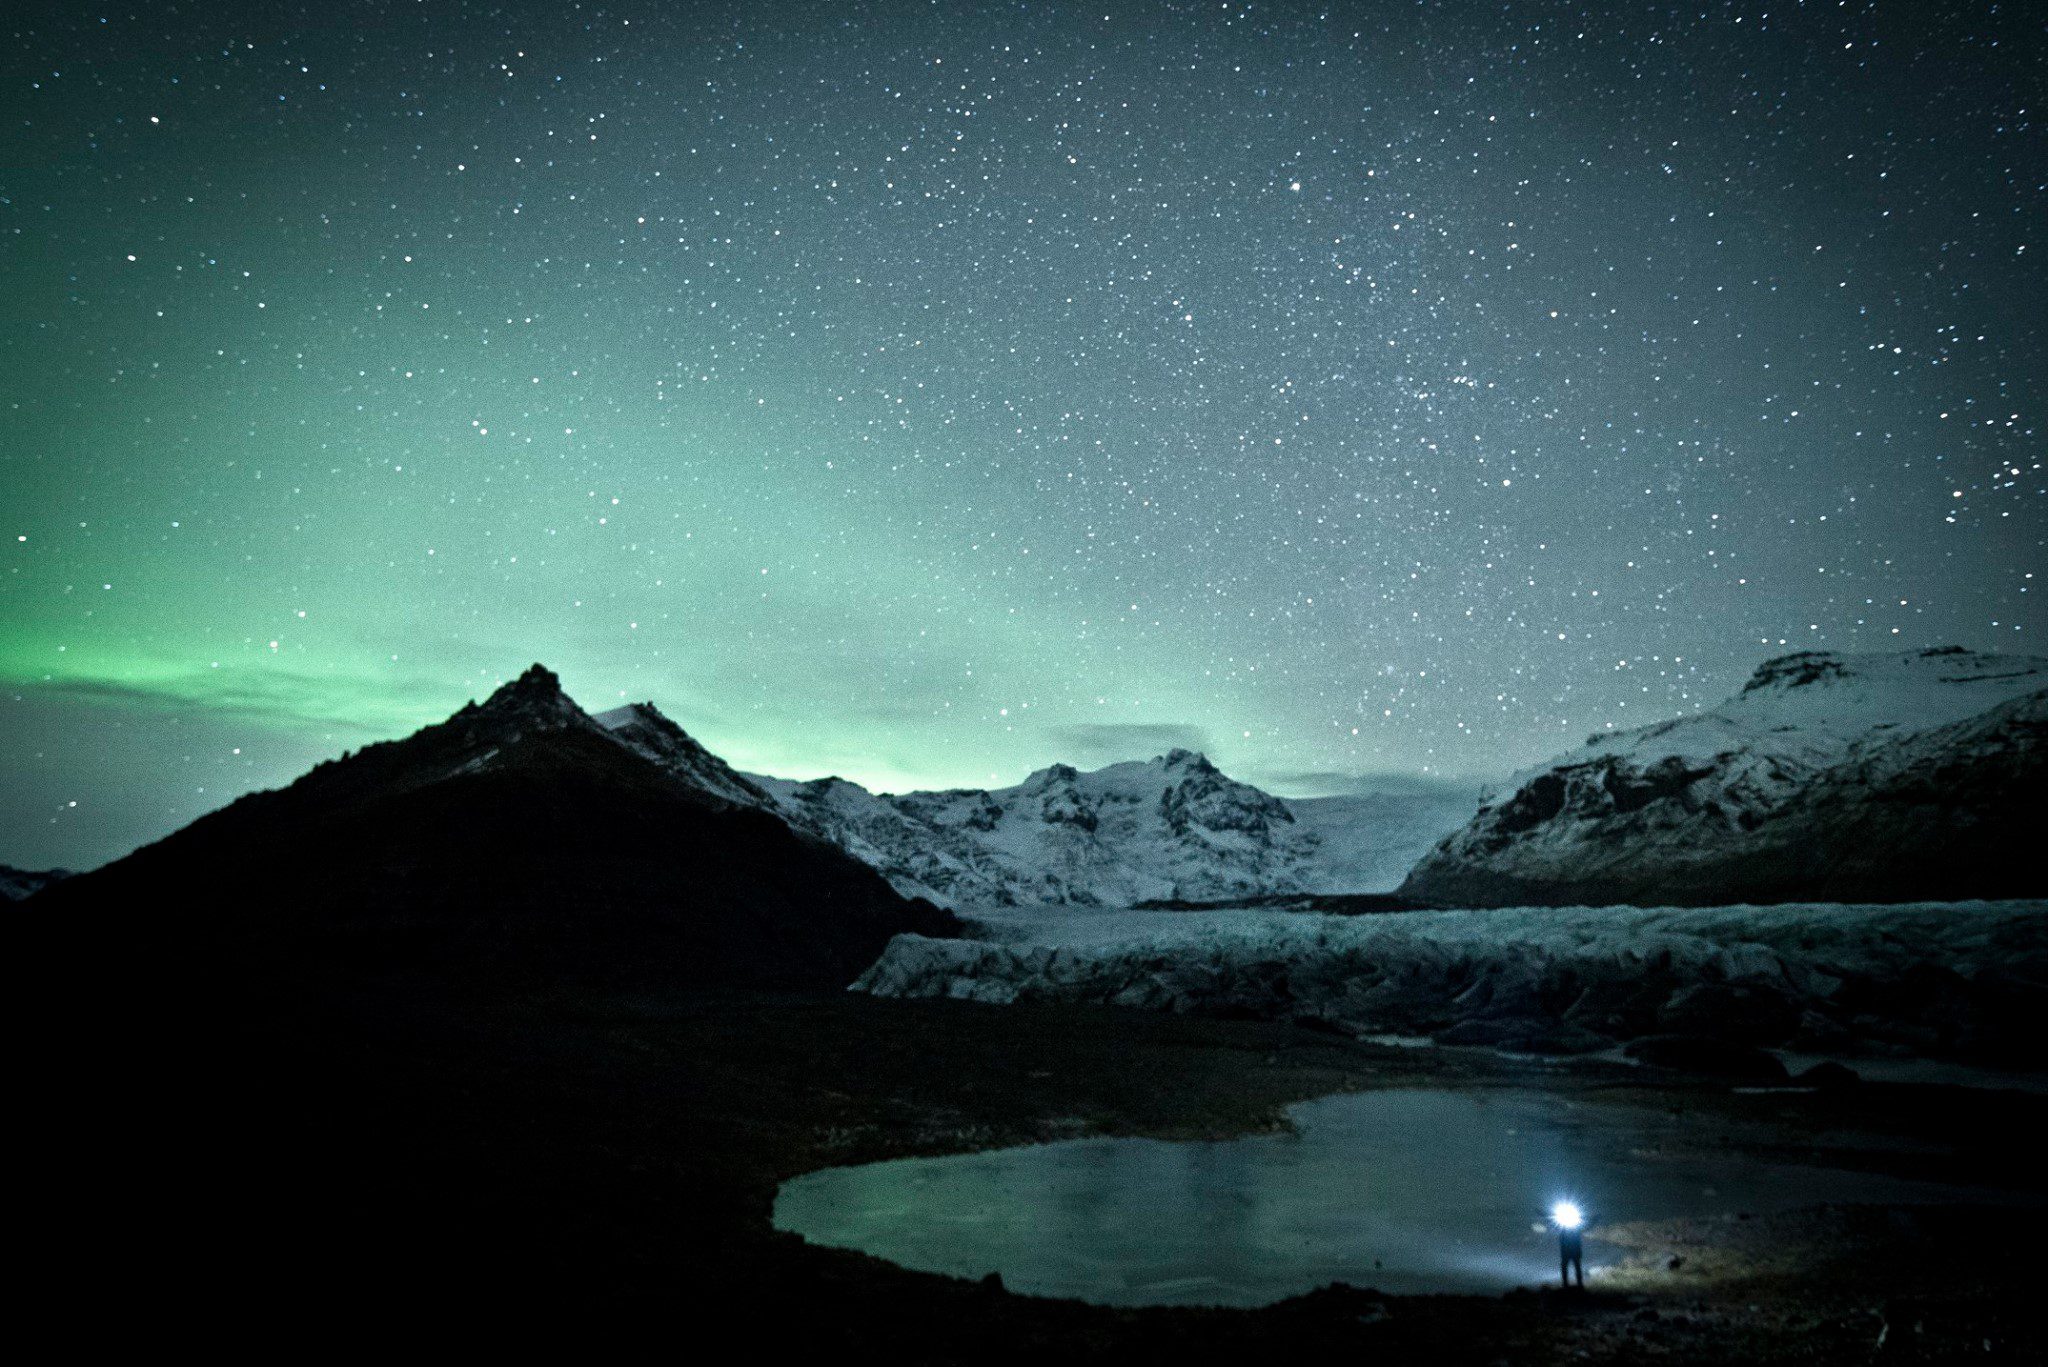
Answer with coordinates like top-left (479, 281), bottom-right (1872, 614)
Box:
top-left (15, 645), bottom-right (2046, 941)
top-left (1399, 646), bottom-right (2048, 906)
top-left (593, 706), bottom-right (1474, 909)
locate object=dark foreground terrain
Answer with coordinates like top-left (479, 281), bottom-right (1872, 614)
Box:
top-left (39, 967), bottom-right (2045, 1362)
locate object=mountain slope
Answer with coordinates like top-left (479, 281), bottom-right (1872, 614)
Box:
top-left (748, 772), bottom-right (1022, 907)
top-left (593, 702), bottom-right (781, 810)
top-left (1398, 647), bottom-right (2048, 907)
top-left (34, 665), bottom-right (956, 992)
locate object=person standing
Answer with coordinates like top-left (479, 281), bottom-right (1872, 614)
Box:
top-left (1551, 1201), bottom-right (1587, 1289)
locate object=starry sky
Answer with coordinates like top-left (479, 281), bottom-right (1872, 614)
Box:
top-left (3, 0), bottom-right (2041, 871)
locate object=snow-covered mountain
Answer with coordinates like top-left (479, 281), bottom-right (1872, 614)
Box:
top-left (755, 752), bottom-right (1480, 909)
top-left (746, 772), bottom-right (1022, 908)
top-left (875, 751), bottom-right (1314, 907)
top-left (1399, 647), bottom-right (2048, 907)
top-left (586, 706), bottom-right (1470, 908)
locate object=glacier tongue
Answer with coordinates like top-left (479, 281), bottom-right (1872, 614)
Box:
top-left (855, 900), bottom-right (2048, 1065)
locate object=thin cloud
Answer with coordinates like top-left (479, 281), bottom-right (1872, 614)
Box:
top-left (4, 667), bottom-right (453, 736)
top-left (1043, 722), bottom-right (1214, 765)
top-left (1249, 769), bottom-right (1492, 800)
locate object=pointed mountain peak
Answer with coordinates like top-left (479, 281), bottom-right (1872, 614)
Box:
top-left (495, 662), bottom-right (565, 701)
top-left (1021, 762), bottom-right (1080, 791)
top-left (1741, 651), bottom-right (1849, 694)
top-left (791, 775), bottom-right (866, 801)
top-left (1160, 748), bottom-right (1215, 773)
top-left (469, 662), bottom-right (586, 731)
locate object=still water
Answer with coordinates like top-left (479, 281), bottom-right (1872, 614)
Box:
top-left (775, 1088), bottom-right (2002, 1306)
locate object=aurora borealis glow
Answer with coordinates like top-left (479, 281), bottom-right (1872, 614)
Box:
top-left (4, 1), bottom-right (2041, 870)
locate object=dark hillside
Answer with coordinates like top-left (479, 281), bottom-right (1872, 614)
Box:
top-left (31, 664), bottom-right (955, 996)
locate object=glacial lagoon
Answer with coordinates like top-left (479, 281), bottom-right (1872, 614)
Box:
top-left (776, 1088), bottom-right (2012, 1306)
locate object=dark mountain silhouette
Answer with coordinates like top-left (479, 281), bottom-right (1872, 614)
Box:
top-left (31, 663), bottom-right (956, 994)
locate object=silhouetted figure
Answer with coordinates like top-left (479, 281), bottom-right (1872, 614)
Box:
top-left (1550, 1200), bottom-right (1588, 1290)
top-left (1559, 1224), bottom-right (1585, 1289)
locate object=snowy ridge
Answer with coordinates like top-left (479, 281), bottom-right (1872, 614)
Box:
top-left (888, 750), bottom-right (1309, 907)
top-left (746, 773), bottom-right (1021, 908)
top-left (742, 750), bottom-right (1472, 909)
top-left (1399, 647), bottom-right (2048, 907)
top-left (594, 703), bottom-right (778, 810)
top-left (855, 900), bottom-right (2048, 1064)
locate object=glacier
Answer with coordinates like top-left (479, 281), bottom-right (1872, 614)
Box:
top-left (854, 899), bottom-right (2048, 1065)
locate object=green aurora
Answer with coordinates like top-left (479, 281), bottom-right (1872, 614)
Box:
top-left (4, 1), bottom-right (2040, 869)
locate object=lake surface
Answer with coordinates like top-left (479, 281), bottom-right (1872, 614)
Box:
top-left (775, 1088), bottom-right (2010, 1306)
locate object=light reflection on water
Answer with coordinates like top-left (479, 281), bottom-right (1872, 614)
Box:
top-left (774, 1088), bottom-right (2010, 1306)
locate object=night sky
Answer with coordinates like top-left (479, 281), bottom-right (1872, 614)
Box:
top-left (4, 1), bottom-right (2041, 871)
